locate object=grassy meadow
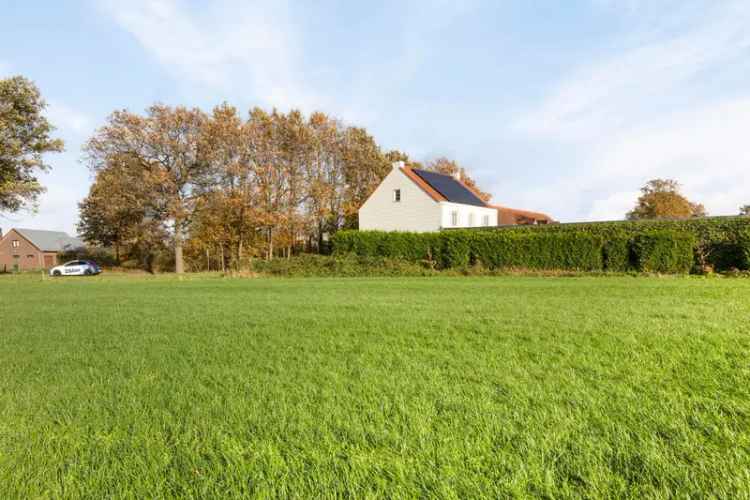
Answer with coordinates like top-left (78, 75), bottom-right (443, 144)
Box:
top-left (1, 273), bottom-right (749, 498)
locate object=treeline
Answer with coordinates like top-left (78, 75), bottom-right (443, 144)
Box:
top-left (78, 104), bottom-right (468, 273)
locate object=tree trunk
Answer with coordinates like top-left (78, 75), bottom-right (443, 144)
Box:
top-left (267, 227), bottom-right (273, 260)
top-left (114, 243), bottom-right (121, 264)
top-left (238, 238), bottom-right (244, 271)
top-left (206, 248), bottom-right (210, 272)
top-left (174, 218), bottom-right (184, 274)
top-left (220, 245), bottom-right (226, 273)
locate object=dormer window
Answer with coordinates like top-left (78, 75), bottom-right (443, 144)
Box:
top-left (393, 189), bottom-right (401, 202)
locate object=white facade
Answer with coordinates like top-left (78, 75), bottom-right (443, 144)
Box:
top-left (439, 202), bottom-right (497, 230)
top-left (359, 167), bottom-right (441, 232)
top-left (358, 167), bottom-right (498, 232)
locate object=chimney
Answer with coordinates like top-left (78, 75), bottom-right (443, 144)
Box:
top-left (452, 170), bottom-right (461, 181)
top-left (392, 160), bottom-right (405, 170)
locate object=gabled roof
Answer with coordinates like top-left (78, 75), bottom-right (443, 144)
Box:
top-left (11, 228), bottom-right (85, 252)
top-left (401, 167), bottom-right (488, 207)
top-left (492, 205), bottom-right (555, 225)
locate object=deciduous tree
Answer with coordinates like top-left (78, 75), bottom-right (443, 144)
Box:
top-left (0, 76), bottom-right (63, 212)
top-left (84, 105), bottom-right (207, 273)
top-left (627, 179), bottom-right (706, 220)
top-left (77, 154), bottom-right (150, 262)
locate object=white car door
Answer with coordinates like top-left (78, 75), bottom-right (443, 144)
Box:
top-left (64, 261), bottom-right (83, 275)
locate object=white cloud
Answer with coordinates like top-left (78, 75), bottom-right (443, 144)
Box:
top-left (514, 2), bottom-right (750, 141)
top-left (588, 97), bottom-right (750, 215)
top-left (509, 1), bottom-right (750, 221)
top-left (98, 0), bottom-right (319, 111)
top-left (504, 97), bottom-right (750, 221)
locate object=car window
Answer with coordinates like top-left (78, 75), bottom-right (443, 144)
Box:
top-left (66, 261), bottom-right (81, 267)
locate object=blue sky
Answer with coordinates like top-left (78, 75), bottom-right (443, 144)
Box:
top-left (2, 0), bottom-right (750, 234)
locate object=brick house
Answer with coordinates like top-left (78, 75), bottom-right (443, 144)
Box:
top-left (0, 228), bottom-right (85, 272)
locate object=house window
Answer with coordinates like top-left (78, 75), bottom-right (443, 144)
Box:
top-left (27, 255), bottom-right (34, 259)
top-left (12, 240), bottom-right (19, 248)
top-left (482, 215), bottom-right (490, 226)
top-left (451, 211), bottom-right (459, 226)
top-left (468, 213), bottom-right (475, 227)
top-left (393, 189), bottom-right (401, 202)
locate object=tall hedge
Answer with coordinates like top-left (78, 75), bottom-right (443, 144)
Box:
top-left (632, 231), bottom-right (695, 274)
top-left (333, 230), bottom-right (604, 271)
top-left (462, 216), bottom-right (750, 271)
top-left (738, 228), bottom-right (750, 270)
top-left (333, 228), bottom-right (707, 274)
top-left (602, 236), bottom-right (633, 272)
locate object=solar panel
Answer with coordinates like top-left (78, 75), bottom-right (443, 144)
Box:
top-left (412, 169), bottom-right (486, 207)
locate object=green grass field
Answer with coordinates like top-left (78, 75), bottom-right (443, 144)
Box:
top-left (1, 274), bottom-right (749, 498)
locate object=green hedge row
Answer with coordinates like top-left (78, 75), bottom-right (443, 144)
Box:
top-left (251, 254), bottom-right (436, 277)
top-left (739, 228), bottom-right (750, 270)
top-left (333, 229), bottom-right (701, 274)
top-left (473, 216), bottom-right (750, 271)
top-left (632, 231), bottom-right (695, 274)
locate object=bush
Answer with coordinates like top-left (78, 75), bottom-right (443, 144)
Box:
top-left (479, 216), bottom-right (750, 271)
top-left (603, 235), bottom-right (632, 272)
top-left (58, 247), bottom-right (119, 267)
top-left (251, 254), bottom-right (436, 277)
top-left (333, 230), bottom-right (604, 271)
top-left (738, 229), bottom-right (750, 270)
top-left (632, 231), bottom-right (695, 274)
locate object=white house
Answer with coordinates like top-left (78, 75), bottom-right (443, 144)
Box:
top-left (359, 162), bottom-right (500, 232)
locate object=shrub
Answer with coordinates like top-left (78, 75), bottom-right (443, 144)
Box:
top-left (333, 230), bottom-right (604, 271)
top-left (603, 235), bottom-right (632, 272)
top-left (479, 216), bottom-right (750, 271)
top-left (438, 231), bottom-right (471, 268)
top-left (58, 247), bottom-right (119, 267)
top-left (251, 254), bottom-right (435, 277)
top-left (632, 231), bottom-right (695, 274)
top-left (738, 229), bottom-right (750, 270)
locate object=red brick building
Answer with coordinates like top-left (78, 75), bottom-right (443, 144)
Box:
top-left (0, 228), bottom-right (85, 272)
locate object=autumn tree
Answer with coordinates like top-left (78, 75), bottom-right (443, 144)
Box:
top-left (0, 76), bottom-right (63, 213)
top-left (424, 157), bottom-right (492, 203)
top-left (84, 105), bottom-right (208, 273)
top-left (385, 150), bottom-right (423, 170)
top-left (627, 179), bottom-right (706, 220)
top-left (82, 102), bottom-right (432, 268)
top-left (198, 103), bottom-right (263, 269)
top-left (341, 127), bottom-right (390, 228)
top-left (305, 112), bottom-right (345, 249)
top-left (77, 154), bottom-right (150, 262)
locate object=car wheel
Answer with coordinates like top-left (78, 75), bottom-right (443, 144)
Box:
top-left (85, 269), bottom-right (93, 276)
top-left (53, 270), bottom-right (62, 276)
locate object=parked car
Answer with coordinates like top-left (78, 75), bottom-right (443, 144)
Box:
top-left (49, 260), bottom-right (102, 277)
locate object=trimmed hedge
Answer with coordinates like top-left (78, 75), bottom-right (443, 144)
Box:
top-left (739, 228), bottom-right (750, 270)
top-left (466, 216), bottom-right (750, 271)
top-left (603, 236), bottom-right (633, 272)
top-left (632, 231), bottom-right (695, 274)
top-left (333, 229), bottom-right (703, 274)
top-left (334, 230), bottom-right (604, 271)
